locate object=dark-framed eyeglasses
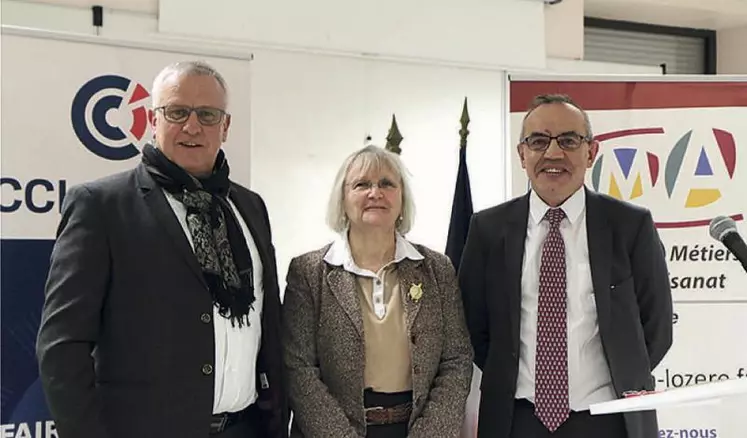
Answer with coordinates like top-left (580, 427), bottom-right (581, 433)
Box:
top-left (520, 132), bottom-right (590, 152)
top-left (154, 105), bottom-right (228, 126)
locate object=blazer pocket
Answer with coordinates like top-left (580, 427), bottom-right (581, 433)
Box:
top-left (610, 276), bottom-right (634, 291)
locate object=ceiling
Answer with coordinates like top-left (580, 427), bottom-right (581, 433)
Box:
top-left (12, 0), bottom-right (747, 30)
top-left (585, 0), bottom-right (747, 30)
top-left (13, 0), bottom-right (158, 13)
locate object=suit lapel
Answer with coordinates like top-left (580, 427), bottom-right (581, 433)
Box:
top-left (505, 194), bottom-right (530, 353)
top-left (585, 189), bottom-right (612, 330)
top-left (228, 187), bottom-right (273, 286)
top-left (397, 258), bottom-right (425, 333)
top-left (326, 267), bottom-right (364, 338)
top-left (323, 255), bottom-right (427, 339)
top-left (137, 164), bottom-right (207, 288)
top-left (226, 187), bottom-right (283, 400)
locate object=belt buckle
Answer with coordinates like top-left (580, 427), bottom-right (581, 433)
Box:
top-left (364, 406), bottom-right (384, 414)
top-left (365, 406), bottom-right (392, 426)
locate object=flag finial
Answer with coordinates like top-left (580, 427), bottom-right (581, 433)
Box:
top-left (385, 114), bottom-right (403, 155)
top-left (445, 97), bottom-right (474, 270)
top-left (460, 97), bottom-right (470, 149)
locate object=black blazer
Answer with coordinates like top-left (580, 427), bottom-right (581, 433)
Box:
top-left (459, 187), bottom-right (673, 438)
top-left (36, 163), bottom-right (289, 438)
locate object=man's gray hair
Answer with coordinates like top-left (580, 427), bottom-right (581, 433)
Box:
top-left (151, 60), bottom-right (229, 107)
top-left (519, 93), bottom-right (593, 141)
top-left (326, 145), bottom-right (416, 234)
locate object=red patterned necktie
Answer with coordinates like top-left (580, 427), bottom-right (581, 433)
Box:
top-left (534, 207), bottom-right (570, 432)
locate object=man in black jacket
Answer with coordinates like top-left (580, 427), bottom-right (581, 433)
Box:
top-left (37, 61), bottom-right (289, 438)
top-left (460, 94), bottom-right (673, 438)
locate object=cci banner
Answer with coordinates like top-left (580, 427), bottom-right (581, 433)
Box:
top-left (508, 77), bottom-right (747, 438)
top-left (0, 29), bottom-right (252, 436)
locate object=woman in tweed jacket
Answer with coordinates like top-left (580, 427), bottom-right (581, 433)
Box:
top-left (282, 145), bottom-right (474, 438)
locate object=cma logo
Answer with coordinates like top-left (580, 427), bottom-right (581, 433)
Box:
top-left (590, 127), bottom-right (741, 228)
top-left (71, 74), bottom-right (153, 160)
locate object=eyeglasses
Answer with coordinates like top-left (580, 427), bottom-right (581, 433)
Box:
top-left (154, 105), bottom-right (228, 126)
top-left (520, 132), bottom-right (590, 152)
top-left (346, 178), bottom-right (399, 193)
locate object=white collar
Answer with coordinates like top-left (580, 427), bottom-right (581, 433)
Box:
top-left (323, 230), bottom-right (424, 273)
top-left (529, 186), bottom-right (586, 226)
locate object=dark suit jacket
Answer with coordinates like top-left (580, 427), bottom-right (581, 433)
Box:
top-left (36, 163), bottom-right (289, 438)
top-left (459, 188), bottom-right (673, 438)
top-left (282, 243), bottom-right (474, 438)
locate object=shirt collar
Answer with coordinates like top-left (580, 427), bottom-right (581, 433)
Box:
top-left (529, 186), bottom-right (586, 226)
top-left (323, 230), bottom-right (424, 271)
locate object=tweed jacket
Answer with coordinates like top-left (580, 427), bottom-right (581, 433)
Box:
top-left (282, 240), bottom-right (474, 438)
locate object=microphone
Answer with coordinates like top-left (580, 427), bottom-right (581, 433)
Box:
top-left (709, 216), bottom-right (747, 272)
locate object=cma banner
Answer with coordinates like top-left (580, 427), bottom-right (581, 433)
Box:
top-left (505, 78), bottom-right (747, 438)
top-left (0, 32), bottom-right (252, 436)
top-left (590, 126), bottom-right (739, 229)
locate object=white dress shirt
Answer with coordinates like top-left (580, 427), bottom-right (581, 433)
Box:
top-left (164, 190), bottom-right (264, 414)
top-left (323, 231), bottom-right (424, 319)
top-left (515, 188), bottom-right (617, 411)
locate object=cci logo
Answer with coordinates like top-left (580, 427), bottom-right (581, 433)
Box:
top-left (590, 127), bottom-right (740, 228)
top-left (71, 75), bottom-right (153, 160)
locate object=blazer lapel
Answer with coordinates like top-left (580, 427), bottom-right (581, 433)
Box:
top-left (136, 164), bottom-right (207, 288)
top-left (228, 187), bottom-right (273, 285)
top-left (585, 188), bottom-right (612, 330)
top-left (397, 258), bottom-right (425, 333)
top-left (505, 194), bottom-right (530, 354)
top-left (326, 267), bottom-right (364, 338)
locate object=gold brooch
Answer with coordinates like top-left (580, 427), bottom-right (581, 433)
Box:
top-left (409, 283), bottom-right (423, 302)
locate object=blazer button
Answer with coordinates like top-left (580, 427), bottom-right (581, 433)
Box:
top-left (200, 313), bottom-right (211, 324)
top-left (410, 335), bottom-right (416, 344)
top-left (413, 365), bottom-right (420, 375)
top-left (202, 364), bottom-right (213, 375)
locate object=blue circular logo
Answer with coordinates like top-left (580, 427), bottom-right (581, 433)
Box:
top-left (71, 75), bottom-right (152, 161)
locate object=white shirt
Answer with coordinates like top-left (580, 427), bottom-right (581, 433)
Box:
top-left (164, 190), bottom-right (264, 414)
top-left (515, 188), bottom-right (617, 410)
top-left (323, 231), bottom-right (424, 319)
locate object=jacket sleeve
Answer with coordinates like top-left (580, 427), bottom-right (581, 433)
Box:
top-left (282, 257), bottom-right (363, 438)
top-left (36, 184), bottom-right (112, 438)
top-left (458, 214), bottom-right (490, 370)
top-left (252, 192), bottom-right (291, 438)
top-left (408, 255), bottom-right (474, 438)
top-left (631, 210), bottom-right (673, 369)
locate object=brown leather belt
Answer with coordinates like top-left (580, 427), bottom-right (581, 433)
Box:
top-left (364, 401), bottom-right (412, 426)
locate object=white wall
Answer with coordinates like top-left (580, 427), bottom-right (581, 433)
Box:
top-left (247, 48), bottom-right (508, 275)
top-left (1, 0), bottom-right (157, 36)
top-left (717, 25), bottom-right (747, 73)
top-left (545, 0), bottom-right (584, 60)
top-left (545, 57), bottom-right (661, 74)
top-left (158, 0), bottom-right (546, 70)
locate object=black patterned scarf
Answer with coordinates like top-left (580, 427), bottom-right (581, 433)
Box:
top-left (142, 144), bottom-right (255, 327)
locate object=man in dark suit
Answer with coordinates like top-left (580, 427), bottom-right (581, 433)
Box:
top-left (459, 94), bottom-right (673, 438)
top-left (36, 61), bottom-right (288, 438)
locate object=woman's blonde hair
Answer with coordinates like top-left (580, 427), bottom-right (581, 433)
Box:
top-left (326, 145), bottom-right (416, 234)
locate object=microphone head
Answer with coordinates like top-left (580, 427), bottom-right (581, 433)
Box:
top-left (709, 216), bottom-right (738, 242)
